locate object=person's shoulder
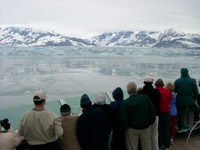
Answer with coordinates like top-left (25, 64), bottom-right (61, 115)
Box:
top-left (21, 109), bottom-right (32, 117)
top-left (44, 109), bottom-right (58, 116)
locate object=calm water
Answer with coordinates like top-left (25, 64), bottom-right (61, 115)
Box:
top-left (0, 47), bottom-right (200, 129)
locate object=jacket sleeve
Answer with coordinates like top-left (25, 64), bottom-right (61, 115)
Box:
top-left (148, 99), bottom-right (156, 125)
top-left (76, 117), bottom-right (86, 149)
top-left (193, 81), bottom-right (199, 99)
top-left (54, 116), bottom-right (64, 137)
top-left (8, 128), bottom-right (23, 148)
top-left (18, 117), bottom-right (23, 137)
top-left (119, 101), bottom-right (129, 129)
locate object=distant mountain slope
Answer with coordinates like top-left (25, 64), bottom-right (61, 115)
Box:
top-left (90, 29), bottom-right (200, 49)
top-left (0, 27), bottom-right (94, 47)
top-left (0, 27), bottom-right (200, 49)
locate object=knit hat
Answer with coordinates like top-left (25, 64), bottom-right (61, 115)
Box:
top-left (60, 104), bottom-right (71, 116)
top-left (80, 94), bottom-right (91, 108)
top-left (155, 78), bottom-right (164, 86)
top-left (144, 76), bottom-right (153, 83)
top-left (94, 92), bottom-right (106, 105)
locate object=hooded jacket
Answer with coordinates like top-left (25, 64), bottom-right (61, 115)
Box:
top-left (174, 68), bottom-right (199, 106)
top-left (109, 87), bottom-right (125, 134)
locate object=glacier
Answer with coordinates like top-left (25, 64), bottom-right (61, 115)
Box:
top-left (0, 47), bottom-right (200, 111)
top-left (0, 47), bottom-right (200, 129)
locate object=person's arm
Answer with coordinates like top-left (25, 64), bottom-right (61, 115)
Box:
top-left (8, 128), bottom-right (23, 148)
top-left (54, 116), bottom-right (63, 137)
top-left (119, 101), bottom-right (129, 129)
top-left (18, 117), bottom-right (23, 136)
top-left (148, 98), bottom-right (156, 125)
top-left (76, 117), bottom-right (86, 149)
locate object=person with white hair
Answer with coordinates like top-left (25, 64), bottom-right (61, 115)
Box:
top-left (92, 92), bottom-right (115, 127)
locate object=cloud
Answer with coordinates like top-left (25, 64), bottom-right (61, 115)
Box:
top-left (0, 0), bottom-right (200, 38)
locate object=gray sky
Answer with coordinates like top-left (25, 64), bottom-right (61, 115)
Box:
top-left (0, 0), bottom-right (200, 38)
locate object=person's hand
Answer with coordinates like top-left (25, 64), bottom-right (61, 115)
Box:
top-left (2, 122), bottom-right (11, 130)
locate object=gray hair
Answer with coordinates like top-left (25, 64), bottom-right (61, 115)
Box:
top-left (127, 82), bottom-right (137, 95)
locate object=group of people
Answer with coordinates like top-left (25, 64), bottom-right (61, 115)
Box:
top-left (0, 67), bottom-right (200, 150)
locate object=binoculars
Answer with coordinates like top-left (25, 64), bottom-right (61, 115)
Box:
top-left (0, 118), bottom-right (9, 126)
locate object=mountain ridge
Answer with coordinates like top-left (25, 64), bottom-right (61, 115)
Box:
top-left (0, 27), bottom-right (200, 49)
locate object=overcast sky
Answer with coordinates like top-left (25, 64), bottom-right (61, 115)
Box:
top-left (0, 0), bottom-right (200, 38)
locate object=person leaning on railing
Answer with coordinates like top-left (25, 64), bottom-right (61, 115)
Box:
top-left (0, 118), bottom-right (23, 150)
top-left (18, 89), bottom-right (63, 150)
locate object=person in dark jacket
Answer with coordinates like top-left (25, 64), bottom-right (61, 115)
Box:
top-left (77, 94), bottom-right (111, 150)
top-left (138, 76), bottom-right (161, 150)
top-left (198, 80), bottom-right (200, 107)
top-left (119, 82), bottom-right (156, 150)
top-left (174, 68), bottom-right (200, 131)
top-left (92, 92), bottom-right (115, 127)
top-left (109, 87), bottom-right (126, 150)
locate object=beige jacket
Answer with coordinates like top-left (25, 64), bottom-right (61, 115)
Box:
top-left (0, 128), bottom-right (22, 150)
top-left (59, 115), bottom-right (81, 150)
top-left (18, 109), bottom-right (63, 145)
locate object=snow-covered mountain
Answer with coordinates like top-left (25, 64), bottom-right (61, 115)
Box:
top-left (90, 29), bottom-right (200, 49)
top-left (0, 27), bottom-right (200, 49)
top-left (0, 27), bottom-right (94, 47)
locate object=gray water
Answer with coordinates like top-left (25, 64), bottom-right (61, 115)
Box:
top-left (0, 47), bottom-right (200, 129)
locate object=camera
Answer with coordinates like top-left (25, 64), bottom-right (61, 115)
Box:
top-left (0, 118), bottom-right (9, 126)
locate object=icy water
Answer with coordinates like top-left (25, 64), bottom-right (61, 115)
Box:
top-left (0, 47), bottom-right (200, 129)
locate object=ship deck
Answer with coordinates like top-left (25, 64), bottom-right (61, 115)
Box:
top-left (161, 128), bottom-right (200, 150)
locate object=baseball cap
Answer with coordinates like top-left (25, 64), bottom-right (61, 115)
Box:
top-left (144, 76), bottom-right (153, 83)
top-left (33, 89), bottom-right (47, 101)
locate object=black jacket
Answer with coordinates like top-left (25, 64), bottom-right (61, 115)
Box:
top-left (76, 107), bottom-right (111, 149)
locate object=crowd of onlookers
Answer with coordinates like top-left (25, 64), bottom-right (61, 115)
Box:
top-left (0, 68), bottom-right (200, 150)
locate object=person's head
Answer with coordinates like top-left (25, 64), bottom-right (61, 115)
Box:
top-left (181, 68), bottom-right (189, 77)
top-left (80, 94), bottom-right (92, 109)
top-left (144, 76), bottom-right (153, 85)
top-left (165, 82), bottom-right (175, 92)
top-left (94, 92), bottom-right (106, 105)
top-left (60, 104), bottom-right (71, 116)
top-left (127, 82), bottom-right (137, 95)
top-left (112, 87), bottom-right (124, 101)
top-left (33, 89), bottom-right (47, 106)
top-left (155, 78), bottom-right (164, 87)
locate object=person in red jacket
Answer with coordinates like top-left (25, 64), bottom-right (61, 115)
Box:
top-left (155, 78), bottom-right (172, 150)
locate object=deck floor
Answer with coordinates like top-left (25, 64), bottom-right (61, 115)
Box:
top-left (166, 129), bottom-right (200, 150)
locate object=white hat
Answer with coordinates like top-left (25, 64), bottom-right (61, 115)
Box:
top-left (33, 89), bottom-right (47, 101)
top-left (94, 92), bottom-right (106, 105)
top-left (144, 76), bottom-right (153, 83)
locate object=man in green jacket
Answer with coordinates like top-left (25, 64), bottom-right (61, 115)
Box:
top-left (119, 82), bottom-right (156, 150)
top-left (174, 68), bottom-right (199, 131)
